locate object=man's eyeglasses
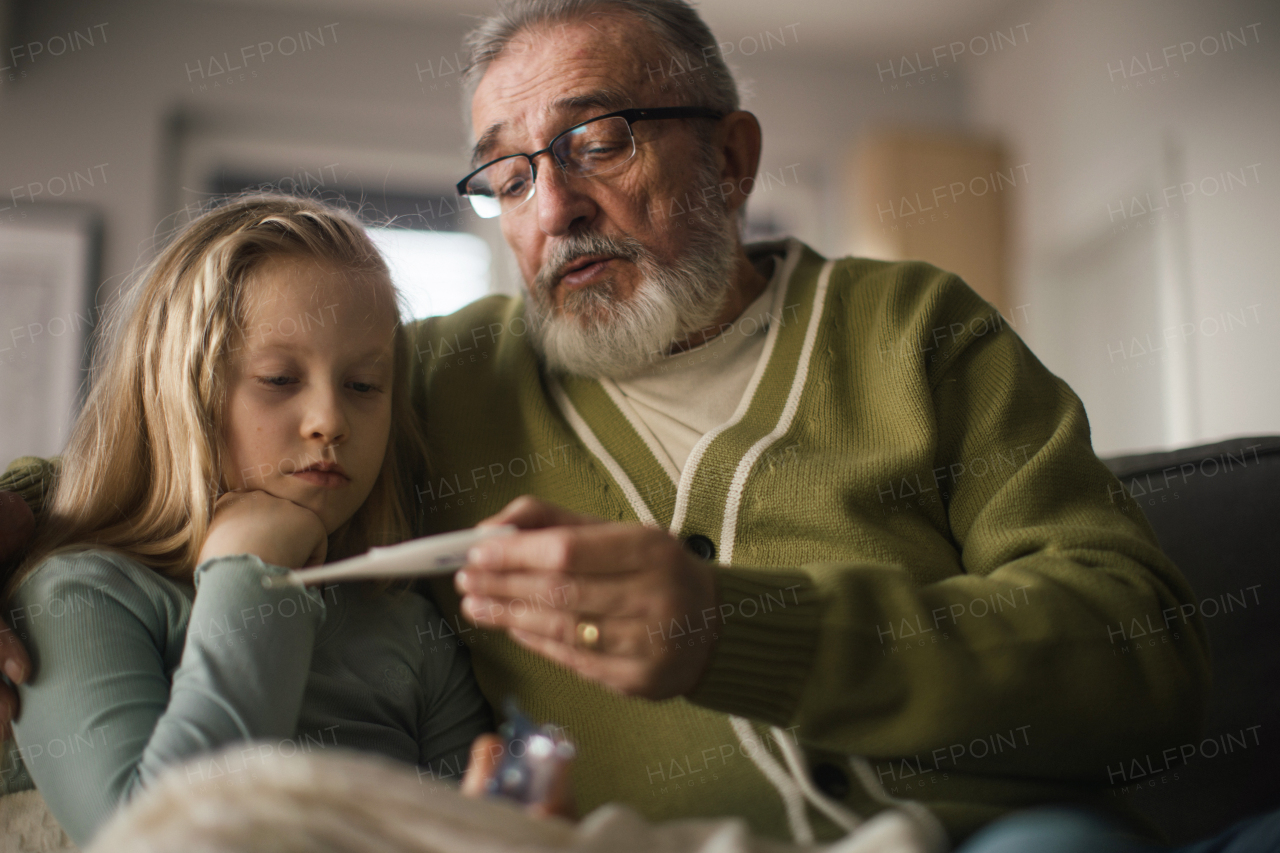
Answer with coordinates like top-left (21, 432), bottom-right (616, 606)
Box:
top-left (456, 106), bottom-right (724, 219)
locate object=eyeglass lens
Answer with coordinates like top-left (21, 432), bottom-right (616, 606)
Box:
top-left (464, 116), bottom-right (636, 218)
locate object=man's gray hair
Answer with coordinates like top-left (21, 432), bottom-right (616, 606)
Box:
top-left (461, 0), bottom-right (740, 124)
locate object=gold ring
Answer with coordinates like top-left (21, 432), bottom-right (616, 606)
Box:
top-left (575, 619), bottom-right (601, 650)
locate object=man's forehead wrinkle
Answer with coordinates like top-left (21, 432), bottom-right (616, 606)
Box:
top-left (548, 88), bottom-right (634, 118)
top-left (471, 15), bottom-right (664, 161)
top-left (476, 77), bottom-right (634, 152)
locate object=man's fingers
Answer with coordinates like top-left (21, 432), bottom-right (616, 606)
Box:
top-left (0, 492), bottom-right (35, 563)
top-left (457, 515), bottom-right (717, 700)
top-left (0, 621), bottom-right (31, 685)
top-left (463, 599), bottom-right (577, 645)
top-left (456, 569), bottom-right (640, 618)
top-left (464, 523), bottom-right (665, 578)
top-left (461, 733), bottom-right (504, 798)
top-left (479, 496), bottom-right (599, 530)
top-left (466, 601), bottom-right (656, 657)
top-left (536, 749), bottom-right (577, 820)
top-left (507, 629), bottom-right (650, 694)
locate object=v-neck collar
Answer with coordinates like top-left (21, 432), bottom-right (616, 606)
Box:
top-left (551, 239), bottom-right (833, 558)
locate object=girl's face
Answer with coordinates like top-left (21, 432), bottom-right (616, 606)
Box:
top-left (223, 256), bottom-right (397, 534)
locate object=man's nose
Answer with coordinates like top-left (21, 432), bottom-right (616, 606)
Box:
top-left (534, 162), bottom-right (596, 237)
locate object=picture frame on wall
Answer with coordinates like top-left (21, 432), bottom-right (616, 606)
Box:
top-left (0, 204), bottom-right (102, 464)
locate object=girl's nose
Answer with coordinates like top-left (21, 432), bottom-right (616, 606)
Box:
top-left (300, 386), bottom-right (349, 445)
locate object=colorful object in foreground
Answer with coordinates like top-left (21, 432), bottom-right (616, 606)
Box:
top-left (487, 699), bottom-right (576, 807)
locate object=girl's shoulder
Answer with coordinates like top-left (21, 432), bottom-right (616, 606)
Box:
top-left (10, 548), bottom-right (192, 634)
top-left (18, 547), bottom-right (177, 590)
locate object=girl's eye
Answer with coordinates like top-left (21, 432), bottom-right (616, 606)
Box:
top-left (257, 376), bottom-right (296, 388)
top-left (348, 381), bottom-right (382, 394)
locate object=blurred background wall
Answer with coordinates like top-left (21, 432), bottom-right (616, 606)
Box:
top-left (0, 0), bottom-right (1276, 462)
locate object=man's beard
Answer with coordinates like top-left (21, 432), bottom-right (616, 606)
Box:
top-left (524, 171), bottom-right (741, 380)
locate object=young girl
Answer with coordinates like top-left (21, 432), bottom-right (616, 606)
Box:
top-left (4, 194), bottom-right (492, 846)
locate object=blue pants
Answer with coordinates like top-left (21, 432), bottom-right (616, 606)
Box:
top-left (957, 808), bottom-right (1280, 853)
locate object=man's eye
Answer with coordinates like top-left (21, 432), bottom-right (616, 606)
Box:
top-left (257, 376), bottom-right (296, 388)
top-left (499, 177), bottom-right (528, 199)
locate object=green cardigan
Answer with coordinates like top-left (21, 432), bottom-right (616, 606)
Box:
top-left (407, 239), bottom-right (1209, 842)
top-left (1, 239), bottom-right (1210, 844)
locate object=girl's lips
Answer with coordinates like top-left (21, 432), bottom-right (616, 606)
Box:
top-left (560, 257), bottom-right (616, 290)
top-left (291, 470), bottom-right (350, 489)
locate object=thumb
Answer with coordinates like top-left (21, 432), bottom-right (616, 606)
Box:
top-left (527, 749), bottom-right (576, 820)
top-left (461, 733), bottom-right (504, 797)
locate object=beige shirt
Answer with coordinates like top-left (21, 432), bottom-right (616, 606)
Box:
top-left (613, 255), bottom-right (784, 474)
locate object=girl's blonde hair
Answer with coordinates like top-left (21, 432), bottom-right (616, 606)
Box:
top-left (10, 194), bottom-right (426, 594)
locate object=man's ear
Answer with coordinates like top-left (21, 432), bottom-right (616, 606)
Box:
top-left (716, 111), bottom-right (763, 216)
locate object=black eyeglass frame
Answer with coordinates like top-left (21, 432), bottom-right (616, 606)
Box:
top-left (455, 106), bottom-right (725, 202)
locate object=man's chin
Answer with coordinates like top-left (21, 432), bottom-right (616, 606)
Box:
top-left (551, 284), bottom-right (629, 328)
top-left (527, 217), bottom-right (739, 378)
top-left (533, 307), bottom-right (679, 379)
top-left (551, 300), bottom-right (621, 331)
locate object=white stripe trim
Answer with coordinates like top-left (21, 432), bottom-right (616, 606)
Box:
top-left (600, 379), bottom-right (681, 486)
top-left (772, 726), bottom-right (864, 834)
top-left (719, 258), bottom-right (835, 564)
top-left (670, 238), bottom-right (803, 538)
top-left (729, 716), bottom-right (814, 844)
top-left (549, 377), bottom-right (656, 527)
top-left (849, 757), bottom-right (951, 852)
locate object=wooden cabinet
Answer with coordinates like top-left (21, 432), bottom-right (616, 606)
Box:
top-left (850, 130), bottom-right (1016, 318)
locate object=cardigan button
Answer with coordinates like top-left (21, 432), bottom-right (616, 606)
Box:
top-left (812, 762), bottom-right (851, 799)
top-left (683, 534), bottom-right (716, 561)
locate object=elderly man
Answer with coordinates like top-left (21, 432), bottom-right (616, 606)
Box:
top-left (0, 0), bottom-right (1209, 848)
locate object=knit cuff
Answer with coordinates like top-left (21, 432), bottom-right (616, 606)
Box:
top-left (0, 456), bottom-right (60, 517)
top-left (687, 565), bottom-right (822, 725)
top-left (193, 553), bottom-right (329, 626)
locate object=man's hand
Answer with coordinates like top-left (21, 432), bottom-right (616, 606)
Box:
top-left (199, 491), bottom-right (328, 570)
top-left (454, 496), bottom-right (719, 699)
top-left (0, 491), bottom-right (36, 740)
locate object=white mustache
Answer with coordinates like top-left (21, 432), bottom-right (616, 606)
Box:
top-left (534, 233), bottom-right (647, 297)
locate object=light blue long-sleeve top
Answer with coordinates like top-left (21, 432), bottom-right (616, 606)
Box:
top-left (6, 549), bottom-right (492, 846)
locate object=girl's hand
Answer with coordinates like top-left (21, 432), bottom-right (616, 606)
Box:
top-left (461, 733), bottom-right (576, 820)
top-left (198, 490), bottom-right (328, 570)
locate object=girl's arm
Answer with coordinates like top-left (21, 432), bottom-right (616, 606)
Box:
top-left (12, 550), bottom-right (325, 845)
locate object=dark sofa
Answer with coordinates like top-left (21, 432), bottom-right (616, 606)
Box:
top-left (1101, 435), bottom-right (1280, 842)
